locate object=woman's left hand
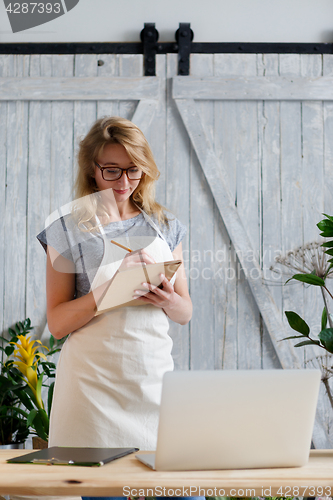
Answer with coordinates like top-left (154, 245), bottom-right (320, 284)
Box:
top-left (133, 274), bottom-right (177, 310)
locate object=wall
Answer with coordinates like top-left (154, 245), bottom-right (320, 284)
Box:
top-left (1, 0), bottom-right (333, 44)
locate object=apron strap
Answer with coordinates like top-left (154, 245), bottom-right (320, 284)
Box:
top-left (133, 203), bottom-right (169, 246)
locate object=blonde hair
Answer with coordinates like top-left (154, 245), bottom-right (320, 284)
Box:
top-left (73, 116), bottom-right (168, 229)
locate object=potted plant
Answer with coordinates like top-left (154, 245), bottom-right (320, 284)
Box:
top-left (1, 318), bottom-right (64, 447)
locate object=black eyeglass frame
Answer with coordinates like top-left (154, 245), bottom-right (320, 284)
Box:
top-left (94, 162), bottom-right (143, 181)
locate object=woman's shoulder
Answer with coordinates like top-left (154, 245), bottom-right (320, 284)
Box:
top-left (36, 213), bottom-right (92, 258)
top-left (152, 210), bottom-right (187, 252)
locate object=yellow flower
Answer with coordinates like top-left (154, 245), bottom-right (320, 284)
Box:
top-left (10, 335), bottom-right (48, 409)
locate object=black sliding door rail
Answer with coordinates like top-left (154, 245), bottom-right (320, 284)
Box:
top-left (1, 42), bottom-right (333, 55)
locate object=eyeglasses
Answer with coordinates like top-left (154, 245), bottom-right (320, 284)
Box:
top-left (95, 162), bottom-right (143, 181)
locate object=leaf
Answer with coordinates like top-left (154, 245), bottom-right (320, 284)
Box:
top-left (324, 248), bottom-right (333, 256)
top-left (295, 340), bottom-right (321, 347)
top-left (27, 408), bottom-right (38, 427)
top-left (4, 345), bottom-right (14, 356)
top-left (7, 328), bottom-right (16, 337)
top-left (323, 213), bottom-right (333, 223)
top-left (24, 318), bottom-right (31, 329)
top-left (281, 335), bottom-right (308, 340)
top-left (286, 273), bottom-right (325, 286)
top-left (324, 262), bottom-right (333, 279)
top-left (317, 219), bottom-right (333, 231)
top-left (322, 307), bottom-right (328, 331)
top-left (33, 411), bottom-right (48, 441)
top-left (321, 241), bottom-right (333, 248)
top-left (318, 328), bottom-right (333, 354)
top-left (319, 229), bottom-right (333, 237)
top-left (16, 387), bottom-right (34, 412)
top-left (36, 372), bottom-right (44, 409)
top-left (49, 335), bottom-right (54, 350)
top-left (47, 382), bottom-right (55, 417)
top-left (285, 311), bottom-right (310, 336)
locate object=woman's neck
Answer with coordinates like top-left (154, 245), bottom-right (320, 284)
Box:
top-left (97, 197), bottom-right (140, 223)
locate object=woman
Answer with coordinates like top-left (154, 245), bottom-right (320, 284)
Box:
top-left (37, 117), bottom-right (201, 500)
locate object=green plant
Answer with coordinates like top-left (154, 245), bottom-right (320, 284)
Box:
top-left (0, 374), bottom-right (29, 445)
top-left (0, 318), bottom-right (64, 442)
top-left (282, 214), bottom-right (333, 353)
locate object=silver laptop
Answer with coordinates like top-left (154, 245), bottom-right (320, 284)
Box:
top-left (136, 369), bottom-right (320, 471)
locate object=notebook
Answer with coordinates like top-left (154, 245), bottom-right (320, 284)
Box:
top-left (95, 259), bottom-right (182, 314)
top-left (135, 369), bottom-right (321, 471)
top-left (7, 446), bottom-right (139, 466)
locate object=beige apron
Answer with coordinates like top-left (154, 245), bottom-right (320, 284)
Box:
top-left (49, 210), bottom-right (175, 450)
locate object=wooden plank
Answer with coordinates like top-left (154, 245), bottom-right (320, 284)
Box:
top-left (165, 54), bottom-right (191, 370)
top-left (278, 54), bottom-right (305, 368)
top-left (0, 56), bottom-right (10, 338)
top-left (119, 54), bottom-right (143, 121)
top-left (300, 54), bottom-right (325, 356)
top-left (0, 76), bottom-right (159, 100)
top-left (3, 56), bottom-right (29, 331)
top-left (0, 449), bottom-right (333, 497)
top-left (26, 55), bottom-right (52, 339)
top-left (257, 53), bottom-right (283, 369)
top-left (97, 54), bottom-right (119, 118)
top-left (231, 54), bottom-right (261, 369)
top-left (213, 54), bottom-right (239, 369)
top-left (173, 75), bottom-right (333, 100)
top-left (145, 55), bottom-right (166, 206)
top-left (73, 55), bottom-right (98, 193)
top-left (174, 97), bottom-right (300, 370)
top-left (323, 55), bottom-right (333, 215)
top-left (212, 55), bottom-right (229, 370)
top-left (189, 54), bottom-right (216, 370)
top-left (50, 55), bottom-right (75, 210)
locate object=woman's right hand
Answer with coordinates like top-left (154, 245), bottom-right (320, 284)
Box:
top-left (118, 248), bottom-right (156, 271)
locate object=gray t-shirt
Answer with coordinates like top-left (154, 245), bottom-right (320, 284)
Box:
top-left (37, 211), bottom-right (186, 298)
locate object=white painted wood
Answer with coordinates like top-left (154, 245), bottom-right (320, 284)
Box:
top-left (1, 50), bottom-right (333, 446)
top-left (26, 55), bottom-right (52, 339)
top-left (278, 54), bottom-right (307, 377)
top-left (0, 76), bottom-right (159, 100)
top-left (4, 56), bottom-right (29, 331)
top-left (173, 75), bottom-right (333, 100)
top-left (213, 54), bottom-right (239, 370)
top-left (257, 53), bottom-right (283, 370)
top-left (145, 55), bottom-right (166, 207)
top-left (323, 55), bottom-right (333, 215)
top-left (231, 54), bottom-right (261, 369)
top-left (97, 54), bottom-right (118, 118)
top-left (119, 54), bottom-right (143, 122)
top-left (301, 55), bottom-right (325, 346)
top-left (0, 55), bottom-right (10, 336)
top-left (189, 54), bottom-right (216, 370)
top-left (166, 54), bottom-right (191, 370)
top-left (175, 97), bottom-right (300, 370)
top-left (73, 54), bottom-right (98, 194)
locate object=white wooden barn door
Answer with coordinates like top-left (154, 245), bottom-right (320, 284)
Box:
top-left (1, 52), bottom-right (333, 447)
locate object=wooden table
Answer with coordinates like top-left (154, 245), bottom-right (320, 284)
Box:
top-left (1, 450), bottom-right (333, 497)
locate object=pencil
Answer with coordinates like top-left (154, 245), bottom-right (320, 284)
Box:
top-left (111, 240), bottom-right (132, 252)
